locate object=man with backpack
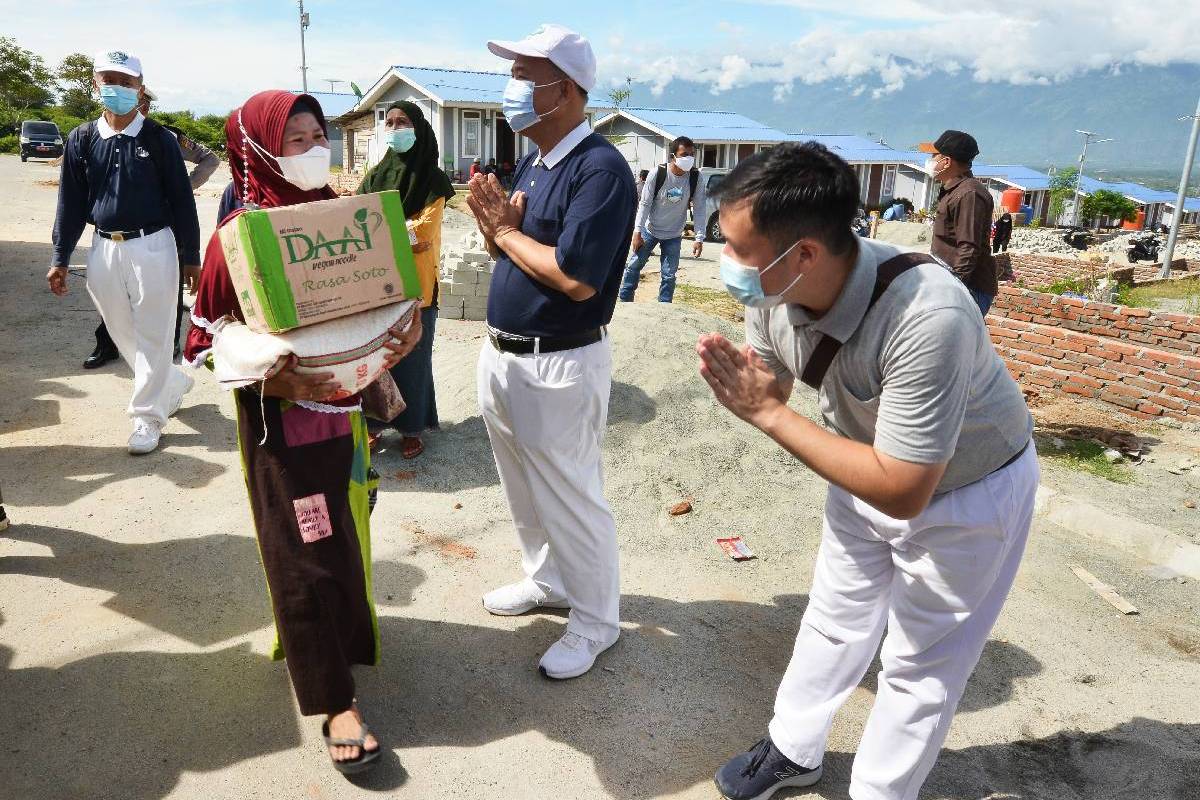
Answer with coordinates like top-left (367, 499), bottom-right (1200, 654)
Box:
top-left (618, 136), bottom-right (706, 303)
top-left (85, 86), bottom-right (219, 370)
top-left (47, 50), bottom-right (200, 455)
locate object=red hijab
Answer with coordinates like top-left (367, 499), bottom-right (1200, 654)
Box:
top-left (185, 91), bottom-right (337, 365)
top-left (226, 90), bottom-right (338, 211)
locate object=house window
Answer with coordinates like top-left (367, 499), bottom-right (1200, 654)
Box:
top-left (701, 144), bottom-right (717, 169)
top-left (881, 165), bottom-right (897, 198)
top-left (462, 110), bottom-right (481, 159)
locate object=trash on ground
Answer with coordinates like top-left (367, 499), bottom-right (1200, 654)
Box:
top-left (1070, 565), bottom-right (1138, 615)
top-left (393, 470), bottom-right (416, 480)
top-left (669, 500), bottom-right (693, 516)
top-left (717, 536), bottom-right (756, 561)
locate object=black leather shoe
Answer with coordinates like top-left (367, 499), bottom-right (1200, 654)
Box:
top-left (83, 345), bottom-right (119, 369)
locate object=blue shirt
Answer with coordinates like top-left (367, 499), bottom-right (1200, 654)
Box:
top-left (487, 124), bottom-right (636, 338)
top-left (51, 114), bottom-right (201, 267)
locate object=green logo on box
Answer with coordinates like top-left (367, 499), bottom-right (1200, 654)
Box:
top-left (281, 208), bottom-right (384, 265)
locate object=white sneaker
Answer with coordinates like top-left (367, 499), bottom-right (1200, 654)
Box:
top-left (128, 419), bottom-right (162, 455)
top-left (166, 372), bottom-right (195, 418)
top-left (539, 631), bottom-right (617, 680)
top-left (482, 580), bottom-right (570, 616)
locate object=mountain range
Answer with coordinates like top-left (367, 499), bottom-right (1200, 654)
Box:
top-left (630, 64), bottom-right (1200, 180)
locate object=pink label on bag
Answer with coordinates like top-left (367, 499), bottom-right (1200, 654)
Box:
top-left (293, 493), bottom-right (333, 543)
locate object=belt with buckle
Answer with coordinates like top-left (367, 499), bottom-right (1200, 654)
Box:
top-left (97, 223), bottom-right (166, 243)
top-left (488, 326), bottom-right (605, 355)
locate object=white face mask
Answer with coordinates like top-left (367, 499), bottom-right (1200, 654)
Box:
top-left (924, 154), bottom-right (949, 178)
top-left (674, 155), bottom-right (696, 172)
top-left (275, 145), bottom-right (332, 191)
top-left (240, 110), bottom-right (332, 192)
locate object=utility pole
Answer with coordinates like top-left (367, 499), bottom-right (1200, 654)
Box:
top-left (1071, 130), bottom-right (1113, 227)
top-left (298, 0), bottom-right (310, 93)
top-left (1158, 93), bottom-right (1200, 279)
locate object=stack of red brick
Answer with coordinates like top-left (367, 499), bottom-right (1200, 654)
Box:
top-left (987, 286), bottom-right (1200, 421)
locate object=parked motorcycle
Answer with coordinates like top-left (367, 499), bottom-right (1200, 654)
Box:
top-left (1126, 231), bottom-right (1162, 264)
top-left (1063, 228), bottom-right (1094, 251)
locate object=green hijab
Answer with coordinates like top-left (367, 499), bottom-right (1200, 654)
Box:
top-left (358, 101), bottom-right (455, 215)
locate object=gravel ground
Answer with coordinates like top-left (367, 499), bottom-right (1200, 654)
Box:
top-left (1, 155), bottom-right (1198, 800)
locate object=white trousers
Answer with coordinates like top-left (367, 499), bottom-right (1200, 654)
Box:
top-left (769, 444), bottom-right (1039, 800)
top-left (85, 228), bottom-right (188, 427)
top-left (477, 336), bottom-right (620, 644)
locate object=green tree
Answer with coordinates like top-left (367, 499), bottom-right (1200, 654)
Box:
top-left (1048, 167), bottom-right (1079, 223)
top-left (607, 77), bottom-right (633, 110)
top-left (1081, 189), bottom-right (1138, 225)
top-left (57, 52), bottom-right (99, 118)
top-left (0, 36), bottom-right (56, 130)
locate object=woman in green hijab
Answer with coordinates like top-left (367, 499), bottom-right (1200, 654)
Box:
top-left (358, 101), bottom-right (455, 459)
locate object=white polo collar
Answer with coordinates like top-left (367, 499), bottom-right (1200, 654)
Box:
top-left (536, 120), bottom-right (591, 170)
top-left (96, 112), bottom-right (145, 140)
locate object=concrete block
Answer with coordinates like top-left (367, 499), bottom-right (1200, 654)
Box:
top-left (438, 280), bottom-right (453, 297)
top-left (473, 283), bottom-right (489, 298)
top-left (452, 268), bottom-right (479, 284)
top-left (463, 251), bottom-right (490, 264)
top-left (437, 298), bottom-right (465, 320)
top-left (463, 307), bottom-right (488, 321)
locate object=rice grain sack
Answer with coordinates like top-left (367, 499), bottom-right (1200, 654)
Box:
top-left (284, 299), bottom-right (419, 400)
top-left (220, 190), bottom-right (419, 333)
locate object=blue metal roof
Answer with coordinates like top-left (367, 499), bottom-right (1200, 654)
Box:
top-left (296, 91), bottom-right (359, 120)
top-left (616, 107), bottom-right (793, 143)
top-left (392, 66), bottom-right (509, 104)
top-left (973, 164), bottom-right (1053, 191)
top-left (790, 133), bottom-right (925, 164)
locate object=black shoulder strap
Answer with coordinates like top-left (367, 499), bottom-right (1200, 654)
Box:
top-left (651, 165), bottom-right (668, 202)
top-left (137, 117), bottom-right (168, 170)
top-left (689, 167), bottom-right (699, 202)
top-left (799, 252), bottom-right (938, 391)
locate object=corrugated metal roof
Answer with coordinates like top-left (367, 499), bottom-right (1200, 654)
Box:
top-left (614, 107), bottom-right (793, 142)
top-left (296, 91), bottom-right (360, 120)
top-left (392, 65), bottom-right (509, 104)
top-left (789, 133), bottom-right (925, 164)
top-left (973, 164), bottom-right (1053, 191)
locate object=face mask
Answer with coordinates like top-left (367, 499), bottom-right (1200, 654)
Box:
top-left (502, 78), bottom-right (563, 133)
top-left (720, 239), bottom-right (803, 309)
top-left (674, 156), bottom-right (696, 172)
top-left (386, 128), bottom-right (417, 153)
top-left (275, 145), bottom-right (332, 191)
top-left (925, 155), bottom-right (949, 177)
top-left (99, 84), bottom-right (139, 115)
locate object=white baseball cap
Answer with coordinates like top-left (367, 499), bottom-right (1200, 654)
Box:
top-left (93, 49), bottom-right (143, 78)
top-left (488, 24), bottom-right (596, 92)
top-left (142, 87), bottom-right (158, 101)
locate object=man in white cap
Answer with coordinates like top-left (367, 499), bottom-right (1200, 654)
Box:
top-left (467, 24), bottom-right (636, 679)
top-left (86, 85), bottom-right (220, 369)
top-left (48, 50), bottom-right (200, 454)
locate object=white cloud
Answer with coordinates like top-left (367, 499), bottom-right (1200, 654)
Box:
top-left (602, 0), bottom-right (1200, 97)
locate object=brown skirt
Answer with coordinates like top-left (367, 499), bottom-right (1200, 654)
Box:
top-left (236, 389), bottom-right (380, 716)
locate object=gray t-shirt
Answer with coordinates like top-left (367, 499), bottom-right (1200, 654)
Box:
top-left (746, 238), bottom-right (1032, 493)
top-left (634, 166), bottom-right (707, 242)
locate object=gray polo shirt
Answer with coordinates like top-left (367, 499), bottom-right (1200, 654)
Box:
top-left (746, 238), bottom-right (1032, 493)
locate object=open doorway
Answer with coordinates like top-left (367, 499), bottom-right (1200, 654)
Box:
top-left (496, 116), bottom-right (516, 185)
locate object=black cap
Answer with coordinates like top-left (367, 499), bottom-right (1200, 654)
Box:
top-left (933, 130), bottom-right (979, 163)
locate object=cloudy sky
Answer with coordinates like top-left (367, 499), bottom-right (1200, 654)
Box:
top-left (7, 0), bottom-right (1200, 113)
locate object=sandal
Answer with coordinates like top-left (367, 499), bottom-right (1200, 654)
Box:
top-left (400, 436), bottom-right (424, 460)
top-left (322, 718), bottom-right (381, 774)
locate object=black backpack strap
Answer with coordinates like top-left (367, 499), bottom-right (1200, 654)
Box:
top-left (689, 167), bottom-right (699, 204)
top-left (799, 252), bottom-right (938, 391)
top-left (650, 164), bottom-right (668, 207)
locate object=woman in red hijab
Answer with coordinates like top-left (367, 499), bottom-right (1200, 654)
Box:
top-left (185, 91), bottom-right (420, 774)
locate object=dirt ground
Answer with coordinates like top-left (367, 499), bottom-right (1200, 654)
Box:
top-left (1, 154), bottom-right (1198, 800)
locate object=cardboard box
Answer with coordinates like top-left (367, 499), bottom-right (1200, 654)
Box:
top-left (219, 190), bottom-right (419, 333)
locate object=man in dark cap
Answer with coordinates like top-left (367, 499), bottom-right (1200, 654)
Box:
top-left (923, 130), bottom-right (996, 315)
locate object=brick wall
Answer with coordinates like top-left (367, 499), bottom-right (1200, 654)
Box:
top-left (986, 286), bottom-right (1200, 421)
top-left (995, 252), bottom-right (1200, 288)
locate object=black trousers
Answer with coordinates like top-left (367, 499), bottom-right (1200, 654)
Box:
top-left (94, 279), bottom-right (187, 355)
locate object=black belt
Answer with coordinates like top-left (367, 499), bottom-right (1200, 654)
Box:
top-left (488, 326), bottom-right (605, 355)
top-left (991, 441), bottom-right (1031, 476)
top-left (97, 223), bottom-right (166, 242)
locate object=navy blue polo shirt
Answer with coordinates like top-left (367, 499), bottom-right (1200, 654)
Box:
top-left (51, 114), bottom-right (201, 267)
top-left (487, 126), bottom-right (636, 338)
